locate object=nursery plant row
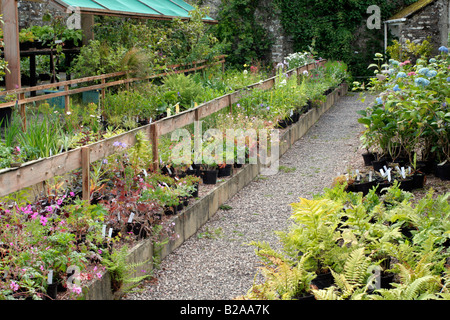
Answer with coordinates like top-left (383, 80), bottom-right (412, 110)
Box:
top-left (0, 54), bottom-right (349, 299)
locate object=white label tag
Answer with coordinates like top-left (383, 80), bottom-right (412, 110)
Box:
top-left (102, 225), bottom-right (106, 238)
top-left (128, 212), bottom-right (135, 223)
top-left (167, 167), bottom-right (172, 175)
top-left (48, 270), bottom-right (53, 285)
top-left (401, 167), bottom-right (406, 179)
top-left (143, 169), bottom-right (148, 177)
top-left (369, 171), bottom-right (373, 182)
top-left (108, 228), bottom-right (113, 238)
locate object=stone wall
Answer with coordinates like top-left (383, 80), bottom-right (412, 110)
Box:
top-left (400, 0), bottom-right (449, 54)
top-left (17, 1), bottom-right (62, 29)
top-left (197, 0), bottom-right (293, 63)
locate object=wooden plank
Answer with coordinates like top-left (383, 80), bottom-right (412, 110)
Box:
top-left (0, 148), bottom-right (82, 198)
top-left (197, 95), bottom-right (230, 119)
top-left (81, 147), bottom-right (90, 202)
top-left (157, 109), bottom-right (196, 136)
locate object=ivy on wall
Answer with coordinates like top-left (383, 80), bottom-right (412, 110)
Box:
top-left (215, 0), bottom-right (274, 68)
top-left (273, 0), bottom-right (418, 76)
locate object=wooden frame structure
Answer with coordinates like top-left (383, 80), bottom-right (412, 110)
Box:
top-left (0, 60), bottom-right (325, 201)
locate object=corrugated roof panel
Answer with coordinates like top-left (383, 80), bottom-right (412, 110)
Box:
top-left (61, 0), bottom-right (105, 10)
top-left (139, 0), bottom-right (190, 17)
top-left (54, 0), bottom-right (215, 21)
top-left (167, 0), bottom-right (195, 12)
top-left (94, 0), bottom-right (161, 15)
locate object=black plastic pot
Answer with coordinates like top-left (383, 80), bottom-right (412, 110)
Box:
top-left (362, 152), bottom-right (377, 166)
top-left (291, 111), bottom-right (300, 123)
top-left (399, 177), bottom-right (414, 191)
top-left (412, 173), bottom-right (425, 189)
top-left (352, 180), bottom-right (376, 195)
top-left (202, 170), bottom-right (218, 185)
top-left (380, 272), bottom-right (395, 289)
top-left (436, 163), bottom-right (450, 181)
top-left (375, 180), bottom-right (392, 194)
top-left (218, 164), bottom-right (232, 177)
top-left (191, 183), bottom-right (199, 198)
top-left (311, 271), bottom-right (334, 289)
top-left (46, 283), bottom-right (58, 300)
top-left (372, 159), bottom-right (387, 172)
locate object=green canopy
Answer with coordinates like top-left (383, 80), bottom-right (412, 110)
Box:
top-left (53, 0), bottom-right (215, 22)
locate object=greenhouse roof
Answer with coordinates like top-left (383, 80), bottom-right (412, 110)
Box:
top-left (387, 0), bottom-right (436, 21)
top-left (52, 0), bottom-right (216, 23)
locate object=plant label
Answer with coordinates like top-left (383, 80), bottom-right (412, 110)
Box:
top-left (102, 225), bottom-right (106, 238)
top-left (167, 166), bottom-right (172, 175)
top-left (128, 212), bottom-right (135, 223)
top-left (175, 104), bottom-right (180, 114)
top-left (356, 169), bottom-right (360, 181)
top-left (48, 270), bottom-right (53, 285)
top-left (190, 165), bottom-right (194, 170)
top-left (167, 108), bottom-right (172, 117)
top-left (163, 182), bottom-right (170, 188)
top-left (369, 171), bottom-right (373, 182)
top-left (379, 168), bottom-right (385, 177)
top-left (108, 228), bottom-right (113, 238)
top-left (401, 167), bottom-right (406, 179)
top-left (387, 170), bottom-right (391, 182)
top-left (143, 169), bottom-right (148, 177)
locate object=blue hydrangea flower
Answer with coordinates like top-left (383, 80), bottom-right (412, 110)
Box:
top-left (429, 58), bottom-right (436, 63)
top-left (418, 67), bottom-right (429, 75)
top-left (438, 46), bottom-right (449, 54)
top-left (376, 97), bottom-right (383, 105)
top-left (447, 77), bottom-right (450, 82)
top-left (396, 72), bottom-right (406, 78)
top-left (425, 70), bottom-right (437, 78)
top-left (389, 59), bottom-right (399, 66)
top-left (393, 84), bottom-right (401, 92)
top-left (415, 77), bottom-right (430, 87)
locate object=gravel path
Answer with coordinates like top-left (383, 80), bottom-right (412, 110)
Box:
top-left (124, 92), bottom-right (375, 300)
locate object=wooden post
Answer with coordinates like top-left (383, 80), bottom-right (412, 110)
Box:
top-left (2, 0), bottom-right (21, 91)
top-left (64, 84), bottom-right (70, 113)
top-left (150, 123), bottom-right (159, 172)
top-left (81, 147), bottom-right (91, 202)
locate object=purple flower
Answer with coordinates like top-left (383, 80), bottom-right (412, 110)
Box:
top-left (46, 206), bottom-right (53, 212)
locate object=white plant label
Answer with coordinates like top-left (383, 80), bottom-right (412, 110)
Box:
top-left (128, 212), bottom-right (135, 223)
top-left (108, 228), bottom-right (113, 238)
top-left (102, 225), bottom-right (106, 238)
top-left (369, 171), bottom-right (373, 182)
top-left (167, 166), bottom-right (172, 175)
top-left (48, 270), bottom-right (53, 285)
top-left (143, 169), bottom-right (148, 177)
top-left (401, 167), bottom-right (406, 179)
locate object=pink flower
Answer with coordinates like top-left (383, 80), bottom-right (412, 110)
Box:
top-left (96, 273), bottom-right (102, 279)
top-left (10, 281), bottom-right (19, 292)
top-left (408, 72), bottom-right (416, 76)
top-left (69, 192), bottom-right (75, 197)
top-left (40, 216), bottom-right (48, 226)
top-left (46, 206), bottom-right (53, 213)
top-left (71, 285), bottom-right (82, 295)
top-left (56, 199), bottom-right (63, 206)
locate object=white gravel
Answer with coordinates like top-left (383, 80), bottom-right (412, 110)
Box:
top-left (124, 93), bottom-right (375, 300)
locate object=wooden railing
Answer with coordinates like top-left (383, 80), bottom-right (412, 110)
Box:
top-left (0, 55), bottom-right (226, 129)
top-left (0, 59), bottom-right (325, 200)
